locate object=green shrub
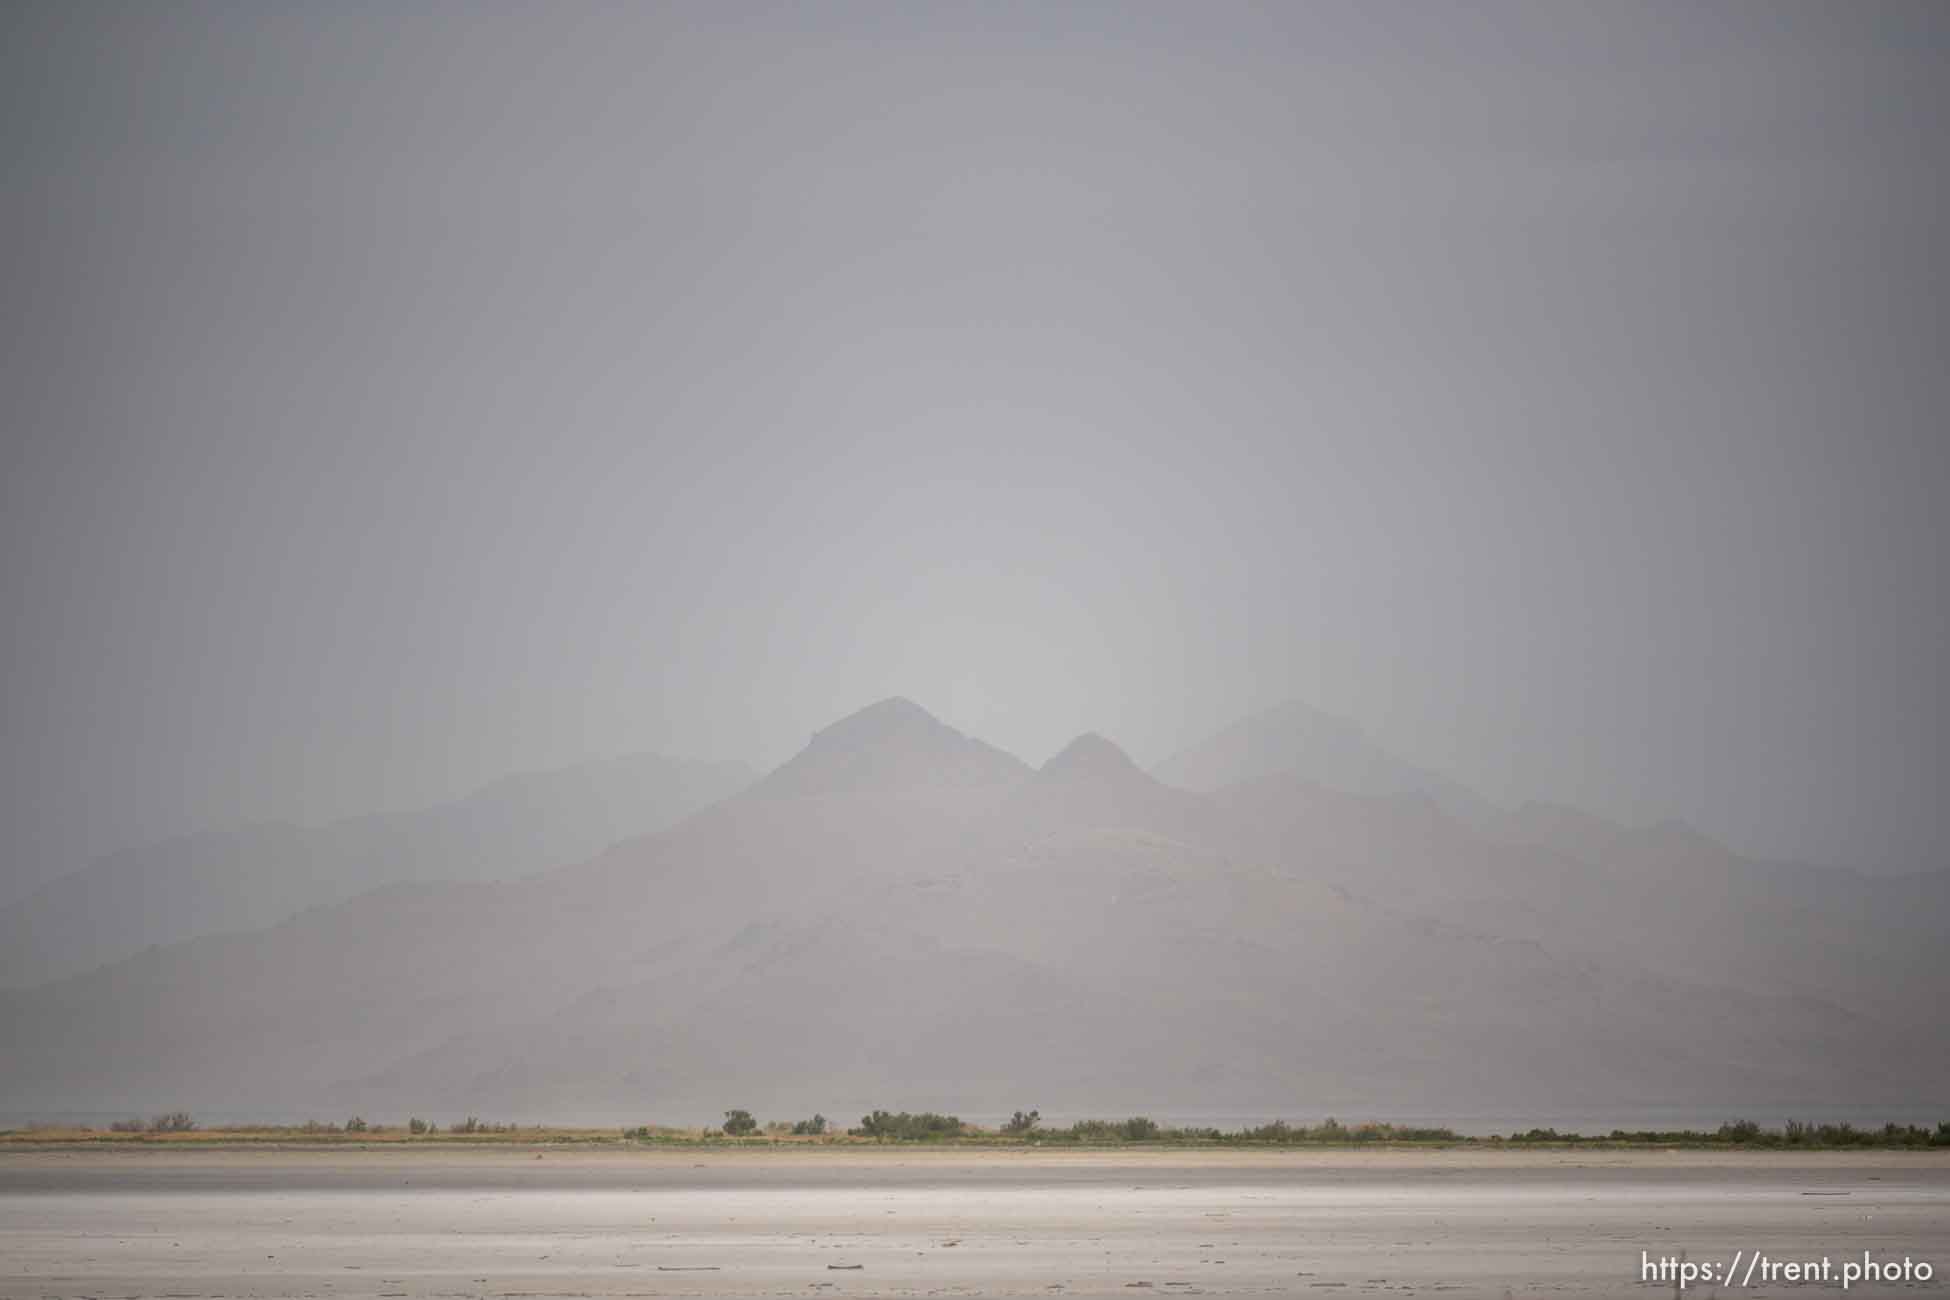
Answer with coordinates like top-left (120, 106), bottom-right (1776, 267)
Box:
top-left (1509, 1127), bottom-right (1568, 1142)
top-left (1391, 1125), bottom-right (1461, 1141)
top-left (1002, 1109), bottom-right (1041, 1135)
top-left (1048, 1117), bottom-right (1164, 1142)
top-left (790, 1113), bottom-right (828, 1136)
top-left (850, 1110), bottom-right (964, 1139)
top-left (722, 1109), bottom-right (758, 1136)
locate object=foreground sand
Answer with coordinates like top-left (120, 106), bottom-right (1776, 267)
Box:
top-left (3, 1145), bottom-right (1947, 1297)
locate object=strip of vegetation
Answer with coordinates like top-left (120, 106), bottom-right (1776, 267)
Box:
top-left (9, 1113), bottom-right (1948, 1149)
top-left (1539, 1119), bottom-right (1950, 1149)
top-left (107, 1111), bottom-right (198, 1134)
top-left (623, 1111), bottom-right (1950, 1148)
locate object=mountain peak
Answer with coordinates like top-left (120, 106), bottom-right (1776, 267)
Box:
top-left (756, 698), bottom-right (1028, 799)
top-left (1040, 732), bottom-right (1143, 782)
top-left (807, 696), bottom-right (943, 751)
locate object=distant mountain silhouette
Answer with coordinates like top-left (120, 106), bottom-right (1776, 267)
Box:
top-left (1040, 732), bottom-right (1146, 783)
top-left (1004, 732), bottom-right (1200, 837)
top-left (0, 698), bottom-right (1941, 1122)
top-left (1153, 701), bottom-right (1492, 823)
top-left (0, 752), bottom-right (754, 988)
top-left (750, 697), bottom-right (1029, 800)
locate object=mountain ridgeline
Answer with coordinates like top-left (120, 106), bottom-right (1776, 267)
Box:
top-left (0, 753), bottom-right (755, 988)
top-left (1, 699), bottom-right (1942, 1122)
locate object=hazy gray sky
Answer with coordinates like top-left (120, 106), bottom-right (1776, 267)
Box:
top-left (3, 1), bottom-right (1946, 889)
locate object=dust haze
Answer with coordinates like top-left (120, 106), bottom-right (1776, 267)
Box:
top-left (2, 2), bottom-right (1947, 1127)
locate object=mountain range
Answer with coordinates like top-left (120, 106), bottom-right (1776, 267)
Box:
top-left (1, 698), bottom-right (1941, 1123)
top-left (0, 753), bottom-right (754, 987)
